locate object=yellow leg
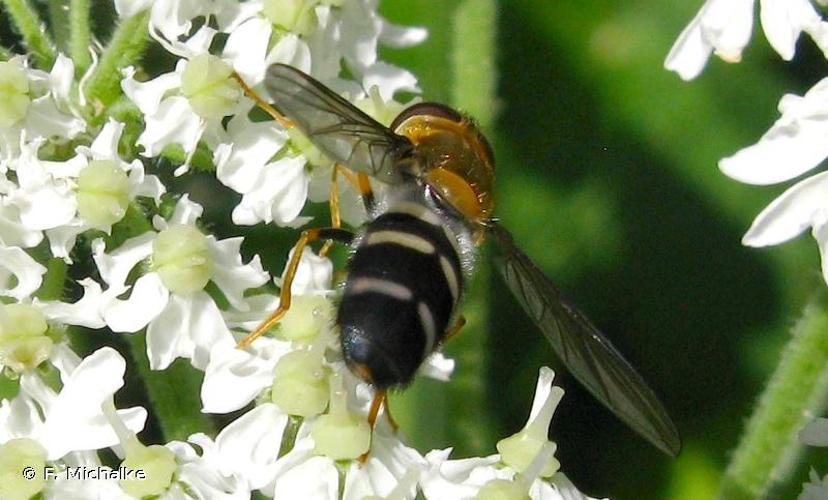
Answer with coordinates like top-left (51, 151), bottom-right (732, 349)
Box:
top-left (442, 315), bottom-right (467, 344)
top-left (359, 389), bottom-right (388, 463)
top-left (319, 165), bottom-right (344, 257)
top-left (231, 72), bottom-right (294, 129)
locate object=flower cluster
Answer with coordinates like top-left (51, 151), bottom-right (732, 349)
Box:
top-left (0, 0), bottom-right (600, 499)
top-left (667, 1), bottom-right (828, 287)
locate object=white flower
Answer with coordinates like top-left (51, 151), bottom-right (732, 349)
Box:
top-left (0, 346), bottom-right (147, 460)
top-left (715, 78), bottom-right (828, 285)
top-left (0, 55), bottom-right (85, 167)
top-left (93, 196), bottom-right (268, 369)
top-left (121, 37), bottom-right (245, 174)
top-left (7, 120), bottom-right (164, 261)
top-left (665, 0), bottom-right (828, 80)
top-left (800, 418), bottom-right (828, 499)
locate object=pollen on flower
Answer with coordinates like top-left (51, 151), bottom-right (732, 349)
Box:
top-left (0, 438), bottom-right (46, 500)
top-left (151, 225), bottom-right (214, 294)
top-left (0, 61), bottom-right (30, 128)
top-left (119, 443), bottom-right (177, 497)
top-left (0, 304), bottom-right (53, 372)
top-left (263, 0), bottom-right (320, 37)
top-left (310, 372), bottom-right (371, 460)
top-left (180, 54), bottom-right (241, 120)
top-left (76, 160), bottom-right (130, 229)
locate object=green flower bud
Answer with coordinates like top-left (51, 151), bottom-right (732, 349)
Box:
top-left (152, 225), bottom-right (214, 294)
top-left (271, 342), bottom-right (330, 417)
top-left (277, 295), bottom-right (332, 343)
top-left (120, 444), bottom-right (176, 498)
top-left (287, 127), bottom-right (329, 167)
top-left (475, 479), bottom-right (530, 500)
top-left (0, 438), bottom-right (46, 500)
top-left (180, 54), bottom-right (241, 120)
top-left (263, 0), bottom-right (319, 36)
top-left (310, 373), bottom-right (370, 460)
top-left (0, 62), bottom-right (29, 128)
top-left (76, 160), bottom-right (130, 229)
top-left (0, 304), bottom-right (53, 372)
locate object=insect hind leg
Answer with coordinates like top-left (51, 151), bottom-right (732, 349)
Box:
top-left (231, 71), bottom-right (293, 129)
top-left (236, 227), bottom-right (354, 349)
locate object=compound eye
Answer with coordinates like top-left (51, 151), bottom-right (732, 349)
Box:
top-left (390, 102), bottom-right (463, 130)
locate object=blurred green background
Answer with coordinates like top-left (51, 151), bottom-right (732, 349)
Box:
top-left (4, 0), bottom-right (828, 498)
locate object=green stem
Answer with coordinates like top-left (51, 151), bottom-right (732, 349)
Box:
top-left (1, 0), bottom-right (56, 69)
top-left (47, 0), bottom-right (70, 52)
top-left (84, 10), bottom-right (149, 115)
top-left (35, 258), bottom-right (68, 301)
top-left (717, 289), bottom-right (828, 499)
top-left (69, 0), bottom-right (91, 75)
top-left (124, 333), bottom-right (216, 442)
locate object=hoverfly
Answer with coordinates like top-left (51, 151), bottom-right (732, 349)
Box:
top-left (237, 63), bottom-right (681, 457)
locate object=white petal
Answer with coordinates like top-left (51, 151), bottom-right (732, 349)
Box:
top-left (23, 97), bottom-right (86, 140)
top-left (137, 96), bottom-right (203, 157)
top-left (166, 194), bottom-right (204, 226)
top-left (121, 68), bottom-right (181, 116)
top-left (126, 160), bottom-right (166, 201)
top-left (0, 204), bottom-right (43, 248)
top-left (113, 0), bottom-right (152, 19)
top-left (201, 338), bottom-right (288, 413)
top-left (277, 247), bottom-right (333, 295)
top-left (92, 232), bottom-right (155, 290)
top-left (48, 54), bottom-right (75, 104)
top-left (0, 246), bottom-right (46, 300)
top-left (215, 114), bottom-right (287, 194)
top-left (362, 62), bottom-right (420, 101)
top-left (146, 291), bottom-right (233, 370)
top-left (209, 237), bottom-right (269, 310)
top-left (379, 22), bottom-right (428, 48)
top-left (101, 273), bottom-right (169, 333)
top-left (36, 278), bottom-right (106, 328)
top-left (85, 119), bottom-right (125, 160)
top-left (665, 0), bottom-right (755, 80)
top-left (231, 156), bottom-right (310, 226)
top-left (759, 0), bottom-right (821, 60)
top-left (742, 170), bottom-right (828, 246)
top-left (272, 455), bottom-right (338, 499)
top-left (223, 17), bottom-right (272, 84)
top-left (41, 347), bottom-right (147, 459)
top-left (214, 403), bottom-right (288, 489)
top-left (418, 351), bottom-right (455, 382)
top-left (45, 220), bottom-right (86, 262)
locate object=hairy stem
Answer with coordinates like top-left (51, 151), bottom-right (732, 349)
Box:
top-left (1, 0), bottom-right (56, 69)
top-left (717, 289), bottom-right (828, 499)
top-left (69, 0), bottom-right (92, 75)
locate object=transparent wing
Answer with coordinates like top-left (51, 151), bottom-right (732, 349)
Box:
top-left (489, 223), bottom-right (681, 456)
top-left (264, 64), bottom-right (413, 183)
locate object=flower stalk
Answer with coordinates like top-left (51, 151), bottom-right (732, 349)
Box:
top-left (0, 0), bottom-right (56, 69)
top-left (84, 10), bottom-right (149, 115)
top-left (69, 0), bottom-right (92, 75)
top-left (717, 289), bottom-right (828, 499)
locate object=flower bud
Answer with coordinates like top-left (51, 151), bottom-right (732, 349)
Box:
top-left (76, 160), bottom-right (130, 229)
top-left (120, 444), bottom-right (177, 497)
top-left (263, 0), bottom-right (319, 36)
top-left (0, 62), bottom-right (29, 127)
top-left (271, 331), bottom-right (330, 416)
top-left (277, 295), bottom-right (332, 343)
top-left (180, 54), bottom-right (241, 120)
top-left (152, 225), bottom-right (214, 294)
top-left (0, 304), bottom-right (53, 372)
top-left (0, 438), bottom-right (46, 500)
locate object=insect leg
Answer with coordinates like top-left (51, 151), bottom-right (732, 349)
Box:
top-left (442, 315), bottom-right (467, 344)
top-left (319, 165), bottom-right (344, 257)
top-left (236, 227), bottom-right (354, 348)
top-left (231, 72), bottom-right (294, 129)
top-left (358, 389), bottom-right (388, 463)
top-left (356, 173), bottom-right (375, 213)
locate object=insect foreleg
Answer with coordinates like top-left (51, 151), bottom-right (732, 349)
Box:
top-left (236, 227), bottom-right (354, 348)
top-left (231, 71), bottom-right (294, 129)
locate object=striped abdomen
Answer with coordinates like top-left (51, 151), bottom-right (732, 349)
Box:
top-left (338, 202), bottom-right (463, 388)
